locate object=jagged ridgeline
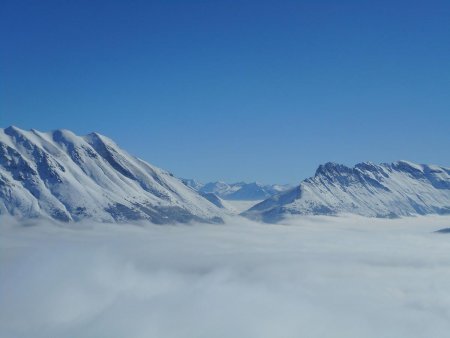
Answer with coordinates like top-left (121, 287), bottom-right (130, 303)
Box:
top-left (243, 161), bottom-right (450, 222)
top-left (0, 126), bottom-right (224, 223)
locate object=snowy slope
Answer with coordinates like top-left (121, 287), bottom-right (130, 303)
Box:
top-left (243, 161), bottom-right (450, 222)
top-left (0, 126), bottom-right (224, 223)
top-left (182, 180), bottom-right (292, 201)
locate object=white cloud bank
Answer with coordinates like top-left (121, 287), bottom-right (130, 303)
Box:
top-left (1, 215), bottom-right (450, 338)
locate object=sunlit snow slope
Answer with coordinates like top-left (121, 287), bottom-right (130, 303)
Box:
top-left (244, 161), bottom-right (450, 222)
top-left (0, 126), bottom-right (223, 223)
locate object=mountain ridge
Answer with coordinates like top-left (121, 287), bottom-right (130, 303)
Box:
top-left (181, 179), bottom-right (292, 201)
top-left (2, 126), bottom-right (450, 224)
top-left (243, 160), bottom-right (450, 222)
top-left (0, 126), bottom-right (224, 223)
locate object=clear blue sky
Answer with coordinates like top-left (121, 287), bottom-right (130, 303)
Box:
top-left (1, 0), bottom-right (449, 184)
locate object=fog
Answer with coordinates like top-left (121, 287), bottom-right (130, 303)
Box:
top-left (1, 215), bottom-right (450, 338)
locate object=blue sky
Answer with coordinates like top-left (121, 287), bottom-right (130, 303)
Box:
top-left (1, 0), bottom-right (449, 184)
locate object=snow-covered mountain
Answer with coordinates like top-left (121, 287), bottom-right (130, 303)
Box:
top-left (181, 180), bottom-right (292, 201)
top-left (4, 127), bottom-right (448, 224)
top-left (243, 161), bottom-right (450, 222)
top-left (0, 126), bottom-right (224, 224)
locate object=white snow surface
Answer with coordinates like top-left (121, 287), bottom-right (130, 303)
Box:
top-left (244, 161), bottom-right (450, 222)
top-left (2, 215), bottom-right (450, 338)
top-left (0, 126), bottom-right (224, 223)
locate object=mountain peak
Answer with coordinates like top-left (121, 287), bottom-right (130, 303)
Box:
top-left (86, 131), bottom-right (103, 138)
top-left (245, 160), bottom-right (450, 222)
top-left (314, 162), bottom-right (352, 177)
top-left (0, 127), bottom-right (224, 224)
top-left (4, 125), bottom-right (27, 136)
top-left (5, 125), bottom-right (21, 132)
top-left (84, 131), bottom-right (109, 142)
top-left (391, 160), bottom-right (424, 172)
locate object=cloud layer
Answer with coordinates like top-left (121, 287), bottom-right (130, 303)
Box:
top-left (1, 215), bottom-right (450, 338)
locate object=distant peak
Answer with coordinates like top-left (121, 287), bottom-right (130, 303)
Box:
top-left (315, 162), bottom-right (351, 177)
top-left (391, 160), bottom-right (424, 173)
top-left (84, 131), bottom-right (114, 145)
top-left (52, 128), bottom-right (75, 136)
top-left (86, 131), bottom-right (102, 138)
top-left (4, 125), bottom-right (24, 133)
top-left (323, 162), bottom-right (342, 168)
top-left (50, 129), bottom-right (82, 144)
top-left (359, 161), bottom-right (375, 166)
top-left (393, 160), bottom-right (420, 167)
top-left (208, 181), bottom-right (228, 186)
top-left (3, 126), bottom-right (34, 140)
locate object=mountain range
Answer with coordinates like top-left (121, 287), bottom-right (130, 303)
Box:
top-left (243, 161), bottom-right (450, 222)
top-left (181, 179), bottom-right (292, 201)
top-left (1, 126), bottom-right (449, 224)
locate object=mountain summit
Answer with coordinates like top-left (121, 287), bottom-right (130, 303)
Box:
top-left (0, 127), bottom-right (223, 223)
top-left (243, 161), bottom-right (450, 222)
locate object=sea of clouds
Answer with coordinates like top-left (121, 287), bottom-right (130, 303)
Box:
top-left (1, 214), bottom-right (450, 338)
